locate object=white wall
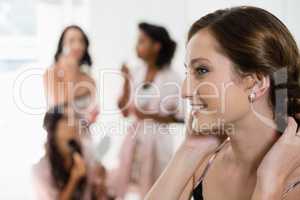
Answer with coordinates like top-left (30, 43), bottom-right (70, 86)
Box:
top-left (89, 0), bottom-right (300, 74)
top-left (89, 0), bottom-right (187, 70)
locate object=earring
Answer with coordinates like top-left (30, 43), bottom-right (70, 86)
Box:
top-left (248, 92), bottom-right (256, 103)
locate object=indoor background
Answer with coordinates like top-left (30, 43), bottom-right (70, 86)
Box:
top-left (0, 0), bottom-right (299, 199)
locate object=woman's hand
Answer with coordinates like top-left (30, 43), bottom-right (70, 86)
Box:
top-left (145, 114), bottom-right (226, 200)
top-left (70, 153), bottom-right (87, 182)
top-left (118, 63), bottom-right (132, 117)
top-left (55, 55), bottom-right (80, 83)
top-left (91, 164), bottom-right (108, 199)
top-left (181, 114), bottom-right (226, 158)
top-left (59, 153), bottom-right (87, 200)
top-left (255, 117), bottom-right (300, 197)
top-left (121, 63), bottom-right (130, 76)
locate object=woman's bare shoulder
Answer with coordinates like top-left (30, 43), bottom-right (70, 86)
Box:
top-left (43, 65), bottom-right (56, 80)
top-left (197, 140), bottom-right (232, 181)
top-left (194, 148), bottom-right (227, 183)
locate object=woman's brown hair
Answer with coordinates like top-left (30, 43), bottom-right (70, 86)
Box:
top-left (188, 6), bottom-right (300, 132)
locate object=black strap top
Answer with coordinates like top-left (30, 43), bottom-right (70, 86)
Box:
top-left (192, 138), bottom-right (229, 200)
top-left (191, 137), bottom-right (300, 200)
top-left (192, 182), bottom-right (204, 200)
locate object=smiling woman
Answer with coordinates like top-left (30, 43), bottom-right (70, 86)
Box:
top-left (145, 6), bottom-right (300, 200)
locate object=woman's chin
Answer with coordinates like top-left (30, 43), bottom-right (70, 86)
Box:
top-left (191, 117), bottom-right (227, 136)
top-left (192, 118), bottom-right (212, 133)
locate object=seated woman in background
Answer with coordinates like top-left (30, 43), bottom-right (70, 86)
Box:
top-left (32, 105), bottom-right (108, 200)
top-left (146, 6), bottom-right (300, 200)
top-left (109, 22), bottom-right (184, 199)
top-left (43, 25), bottom-right (98, 124)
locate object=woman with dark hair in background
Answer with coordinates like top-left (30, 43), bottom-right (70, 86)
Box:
top-left (43, 25), bottom-right (99, 124)
top-left (109, 22), bottom-right (184, 199)
top-left (32, 105), bottom-right (108, 200)
top-left (145, 6), bottom-right (300, 200)
top-left (54, 25), bottom-right (92, 69)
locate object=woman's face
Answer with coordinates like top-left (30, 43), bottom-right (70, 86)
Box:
top-left (182, 29), bottom-right (251, 134)
top-left (55, 118), bottom-right (81, 161)
top-left (136, 30), bottom-right (159, 62)
top-left (63, 28), bottom-right (86, 61)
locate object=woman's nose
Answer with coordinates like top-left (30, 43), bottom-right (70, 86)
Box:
top-left (181, 78), bottom-right (193, 100)
top-left (181, 78), bottom-right (187, 99)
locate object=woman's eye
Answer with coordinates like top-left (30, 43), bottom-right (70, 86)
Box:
top-left (195, 67), bottom-right (209, 75)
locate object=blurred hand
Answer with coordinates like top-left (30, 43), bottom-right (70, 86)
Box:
top-left (117, 96), bottom-right (130, 117)
top-left (70, 153), bottom-right (87, 181)
top-left (91, 165), bottom-right (107, 199)
top-left (56, 54), bottom-right (80, 80)
top-left (118, 63), bottom-right (132, 117)
top-left (257, 117), bottom-right (300, 185)
top-left (121, 63), bottom-right (130, 77)
top-left (182, 113), bottom-right (227, 157)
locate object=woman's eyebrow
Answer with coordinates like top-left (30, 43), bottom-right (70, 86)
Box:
top-left (186, 57), bottom-right (211, 67)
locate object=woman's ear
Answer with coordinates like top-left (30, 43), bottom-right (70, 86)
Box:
top-left (253, 75), bottom-right (270, 99)
top-left (243, 75), bottom-right (256, 91)
top-left (243, 74), bottom-right (270, 99)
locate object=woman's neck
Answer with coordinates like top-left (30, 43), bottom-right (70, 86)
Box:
top-left (229, 104), bottom-right (280, 173)
top-left (145, 61), bottom-right (159, 83)
top-left (145, 57), bottom-right (159, 69)
top-left (147, 64), bottom-right (158, 72)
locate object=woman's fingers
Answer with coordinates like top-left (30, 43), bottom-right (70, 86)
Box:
top-left (73, 152), bottom-right (85, 167)
top-left (185, 113), bottom-right (195, 137)
top-left (121, 63), bottom-right (130, 74)
top-left (281, 117), bottom-right (300, 146)
top-left (283, 117), bottom-right (298, 136)
top-left (73, 153), bottom-right (81, 164)
top-left (71, 153), bottom-right (86, 179)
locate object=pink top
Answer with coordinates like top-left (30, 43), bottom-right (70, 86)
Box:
top-left (108, 66), bottom-right (184, 198)
top-left (32, 139), bottom-right (104, 200)
top-left (32, 156), bottom-right (93, 200)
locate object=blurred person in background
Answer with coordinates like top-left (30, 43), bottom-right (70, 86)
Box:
top-left (43, 25), bottom-right (99, 125)
top-left (109, 22), bottom-right (184, 199)
top-left (32, 105), bottom-right (108, 200)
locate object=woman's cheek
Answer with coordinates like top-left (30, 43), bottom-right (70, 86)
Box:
top-left (223, 86), bottom-right (250, 122)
